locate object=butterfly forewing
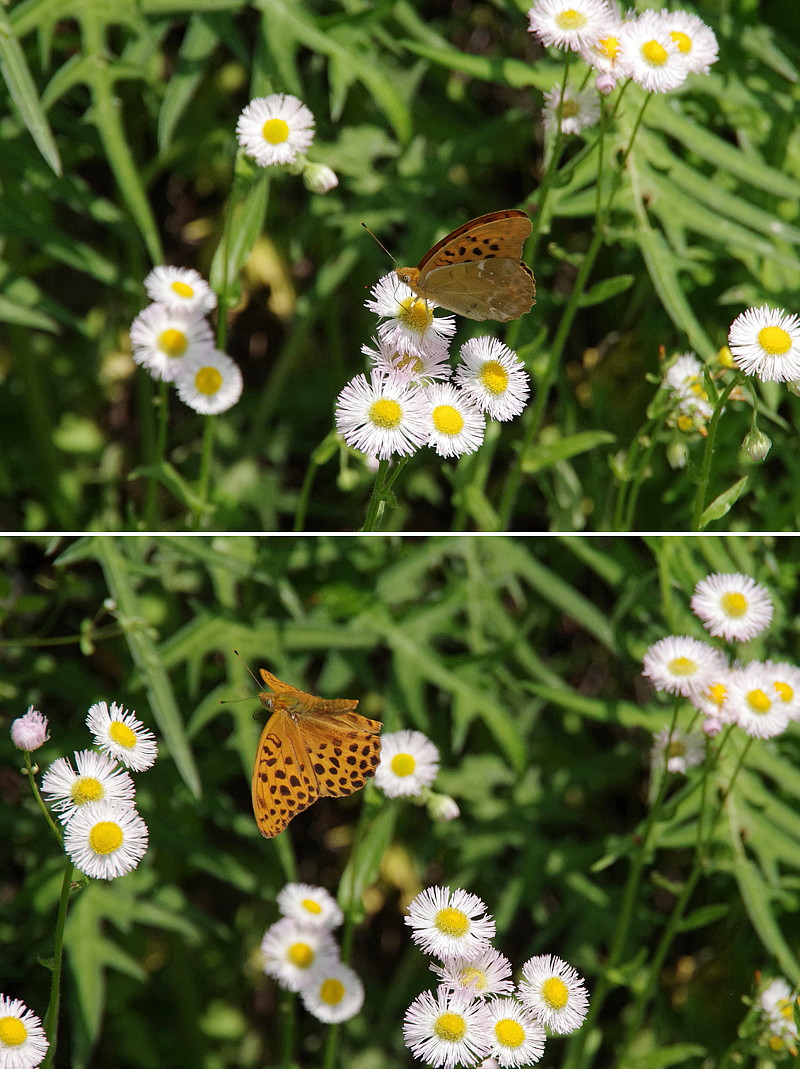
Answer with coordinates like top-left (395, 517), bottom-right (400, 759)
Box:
top-left (418, 210), bottom-right (532, 274)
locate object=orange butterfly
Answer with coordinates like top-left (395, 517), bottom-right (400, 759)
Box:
top-left (251, 668), bottom-right (382, 838)
top-left (395, 209), bottom-right (536, 322)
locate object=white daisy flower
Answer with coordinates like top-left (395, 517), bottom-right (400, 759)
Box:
top-left (454, 337), bottom-right (530, 421)
top-left (403, 988), bottom-right (493, 1069)
top-left (63, 800), bottom-right (149, 880)
top-left (374, 729), bottom-right (440, 798)
top-left (424, 382), bottom-right (486, 459)
top-left (235, 94), bottom-right (315, 167)
top-left (144, 266), bottom-right (217, 314)
top-left (527, 0), bottom-right (616, 53)
top-left (518, 954), bottom-right (589, 1035)
top-left (367, 272), bottom-right (457, 358)
top-left (763, 660), bottom-right (800, 720)
top-left (335, 370), bottom-right (429, 460)
top-left (690, 671), bottom-right (732, 723)
top-left (722, 664), bottom-right (791, 739)
top-left (618, 12), bottom-right (688, 94)
top-left (405, 886), bottom-right (496, 960)
top-left (759, 977), bottom-right (799, 1046)
top-left (485, 997), bottom-right (546, 1067)
top-left (41, 750), bottom-right (136, 824)
top-left (260, 917), bottom-right (339, 993)
top-left (650, 726), bottom-right (705, 775)
top-left (10, 706), bottom-right (49, 751)
top-left (431, 947), bottom-right (515, 1000)
top-left (129, 302), bottom-right (215, 383)
top-left (662, 353), bottom-right (713, 421)
top-left (0, 994), bottom-right (49, 1068)
top-left (657, 9), bottom-right (719, 75)
top-left (175, 348), bottom-right (243, 415)
top-left (642, 635), bottom-right (726, 698)
top-left (86, 701), bottom-right (158, 772)
top-left (578, 17), bottom-right (624, 75)
top-left (277, 883), bottom-right (343, 929)
top-left (728, 305), bottom-right (800, 382)
top-left (690, 572), bottom-right (773, 643)
top-left (362, 335), bottom-right (451, 384)
top-left (542, 85), bottom-right (601, 135)
top-left (300, 960), bottom-right (364, 1023)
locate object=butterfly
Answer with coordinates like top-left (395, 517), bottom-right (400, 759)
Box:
top-left (251, 668), bottom-right (382, 838)
top-left (394, 209), bottom-right (536, 322)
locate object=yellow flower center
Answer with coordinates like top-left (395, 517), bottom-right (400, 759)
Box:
top-left (302, 898), bottom-right (323, 915)
top-left (555, 9), bottom-right (587, 30)
top-left (745, 688), bottom-right (772, 715)
top-left (262, 118), bottom-right (290, 144)
top-left (433, 1012), bottom-right (467, 1042)
top-left (158, 328), bottom-right (188, 358)
top-left (170, 280), bottom-right (195, 298)
top-left (0, 1016), bottom-right (27, 1046)
top-left (109, 721), bottom-right (138, 749)
top-left (720, 591), bottom-right (748, 617)
top-left (707, 682), bottom-right (727, 707)
top-left (71, 776), bottom-right (104, 805)
top-left (479, 360), bottom-right (509, 395)
top-left (758, 325), bottom-right (791, 355)
top-left (495, 1019), bottom-right (525, 1048)
top-left (399, 297), bottom-right (434, 335)
top-left (287, 942), bottom-right (314, 968)
top-left (320, 978), bottom-right (345, 1005)
top-left (459, 966), bottom-right (487, 991)
top-left (395, 351), bottom-right (424, 374)
top-left (667, 740), bottom-right (687, 759)
top-left (667, 656), bottom-right (698, 678)
top-left (562, 100), bottom-right (580, 119)
top-left (195, 366), bottom-right (223, 396)
top-left (598, 35), bottom-right (621, 60)
top-left (677, 414), bottom-right (694, 433)
top-left (369, 398), bottom-right (402, 430)
top-left (541, 975), bottom-right (569, 1010)
top-left (642, 39), bottom-right (668, 66)
top-left (670, 30), bottom-right (692, 53)
top-left (775, 681), bottom-right (794, 703)
top-left (435, 907), bottom-right (470, 938)
top-left (432, 404), bottom-right (464, 437)
top-left (89, 820), bottom-right (123, 855)
top-left (390, 753), bottom-right (417, 777)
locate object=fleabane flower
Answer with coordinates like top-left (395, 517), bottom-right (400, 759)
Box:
top-left (657, 9), bottom-right (719, 75)
top-left (42, 750), bottom-right (135, 824)
top-left (485, 997), bottom-right (547, 1067)
top-left (175, 348), bottom-right (243, 415)
top-left (431, 947), bottom-right (515, 1000)
top-left (642, 635), bottom-right (726, 698)
top-left (405, 886), bottom-right (495, 960)
top-left (0, 994), bottom-right (49, 1067)
top-left (662, 353), bottom-right (713, 422)
top-left (236, 94), bottom-right (315, 167)
top-left (374, 729), bottom-right (440, 798)
top-left (518, 954), bottom-right (589, 1035)
top-left (363, 335), bottom-right (451, 384)
top-left (367, 273), bottom-right (456, 358)
top-left (690, 572), bottom-right (773, 643)
top-left (144, 266), bottom-right (217, 314)
top-left (651, 726), bottom-right (705, 775)
top-left (454, 337), bottom-right (530, 421)
top-left (403, 988), bottom-right (493, 1069)
top-left (579, 17), bottom-right (624, 76)
top-left (722, 664), bottom-right (791, 739)
top-left (542, 85), bottom-right (600, 135)
top-left (690, 670), bottom-right (731, 724)
top-left (10, 706), bottom-right (49, 751)
top-left (762, 661), bottom-right (800, 720)
top-left (277, 883), bottom-right (343, 930)
top-left (424, 382), bottom-right (486, 458)
top-left (727, 305), bottom-right (800, 382)
top-left (335, 370), bottom-right (428, 459)
top-left (618, 12), bottom-right (688, 93)
top-left (260, 917), bottom-right (339, 993)
top-left (86, 701), bottom-right (158, 772)
top-left (130, 303), bottom-right (215, 383)
top-left (300, 960), bottom-right (364, 1023)
top-left (759, 977), bottom-right (799, 1052)
top-left (527, 0), bottom-right (616, 53)
top-left (63, 800), bottom-right (149, 880)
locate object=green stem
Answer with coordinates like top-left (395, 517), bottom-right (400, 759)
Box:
top-left (691, 373), bottom-right (745, 530)
top-left (361, 457), bottom-right (409, 532)
top-left (279, 992), bottom-right (296, 1069)
top-left (24, 753), bottom-right (63, 844)
top-left (41, 858), bottom-right (74, 1069)
top-left (193, 415), bottom-right (216, 530)
top-left (144, 379), bottom-right (169, 530)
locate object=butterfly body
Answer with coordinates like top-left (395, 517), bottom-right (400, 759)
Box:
top-left (251, 669), bottom-right (382, 838)
top-left (395, 209), bottom-right (536, 322)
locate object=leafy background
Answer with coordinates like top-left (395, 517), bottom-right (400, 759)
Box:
top-left (3, 0), bottom-right (800, 530)
top-left (2, 533), bottom-right (800, 1067)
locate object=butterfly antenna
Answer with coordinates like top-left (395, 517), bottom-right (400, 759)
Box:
top-left (233, 649), bottom-right (263, 687)
top-left (361, 222), bottom-right (397, 264)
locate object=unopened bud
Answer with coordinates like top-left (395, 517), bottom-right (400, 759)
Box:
top-left (742, 426), bottom-right (771, 462)
top-left (303, 163), bottom-right (339, 195)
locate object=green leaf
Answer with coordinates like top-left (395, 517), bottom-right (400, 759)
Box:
top-left (698, 476), bottom-right (750, 528)
top-left (0, 6), bottom-right (62, 173)
top-left (578, 274), bottom-right (635, 307)
top-left (521, 431), bottom-right (616, 475)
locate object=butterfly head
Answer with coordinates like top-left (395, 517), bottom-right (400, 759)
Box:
top-left (395, 266), bottom-right (420, 291)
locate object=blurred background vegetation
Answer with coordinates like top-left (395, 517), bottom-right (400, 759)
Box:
top-left (3, 0), bottom-right (800, 530)
top-left (3, 534), bottom-right (800, 1067)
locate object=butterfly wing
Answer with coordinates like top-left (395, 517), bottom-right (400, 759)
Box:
top-left (417, 258), bottom-right (536, 321)
top-left (251, 709), bottom-right (320, 838)
top-left (417, 209), bottom-right (532, 275)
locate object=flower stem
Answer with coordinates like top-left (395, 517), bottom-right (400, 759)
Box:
top-left (193, 414), bottom-right (216, 530)
top-left (361, 457), bottom-right (409, 531)
top-left (41, 857), bottom-right (74, 1069)
top-left (691, 372), bottom-right (745, 530)
top-left (24, 753), bottom-right (63, 844)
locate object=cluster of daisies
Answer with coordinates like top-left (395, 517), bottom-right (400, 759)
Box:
top-left (643, 572), bottom-right (800, 773)
top-left (260, 883), bottom-right (364, 1024)
top-left (403, 886), bottom-right (589, 1068)
top-left (129, 267), bottom-right (243, 414)
top-left (335, 278), bottom-right (531, 462)
top-left (374, 728), bottom-right (459, 821)
top-left (758, 976), bottom-right (800, 1057)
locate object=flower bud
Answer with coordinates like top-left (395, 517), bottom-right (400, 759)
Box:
top-left (303, 163), bottom-right (339, 195)
top-left (425, 791), bottom-right (460, 823)
top-left (742, 426), bottom-right (771, 462)
top-left (11, 706), bottom-right (49, 751)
